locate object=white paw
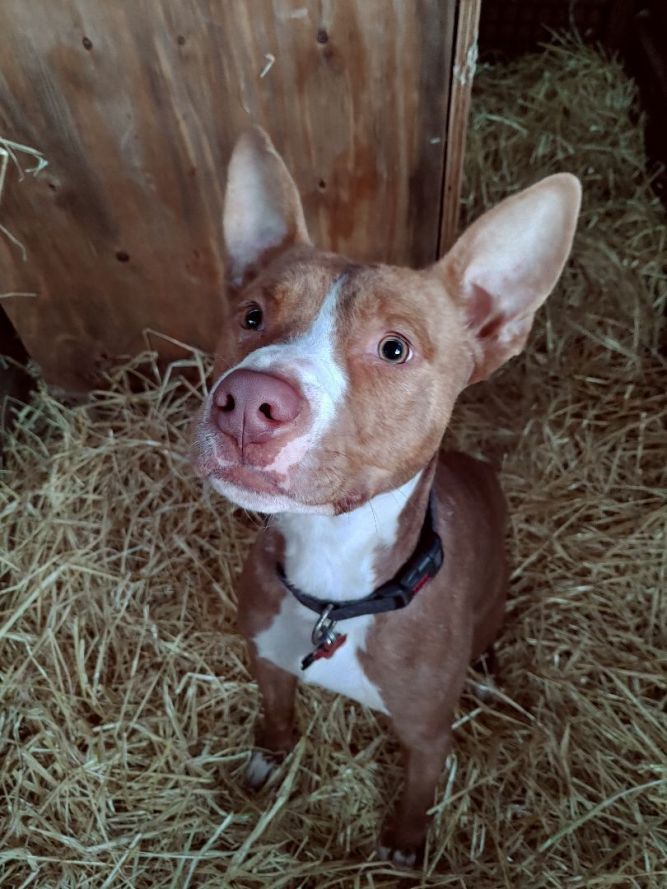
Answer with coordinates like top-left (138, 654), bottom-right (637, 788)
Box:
top-left (377, 844), bottom-right (417, 868)
top-left (245, 750), bottom-right (280, 790)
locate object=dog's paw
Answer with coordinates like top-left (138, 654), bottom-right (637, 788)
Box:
top-left (377, 843), bottom-right (419, 869)
top-left (245, 749), bottom-right (281, 790)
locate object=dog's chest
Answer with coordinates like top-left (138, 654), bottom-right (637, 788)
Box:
top-left (251, 489), bottom-right (423, 715)
top-left (254, 595), bottom-right (387, 713)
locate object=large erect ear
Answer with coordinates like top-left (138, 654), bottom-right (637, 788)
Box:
top-left (436, 174), bottom-right (581, 383)
top-left (223, 126), bottom-right (311, 286)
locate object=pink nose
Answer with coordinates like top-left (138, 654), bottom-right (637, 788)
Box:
top-left (212, 369), bottom-right (303, 448)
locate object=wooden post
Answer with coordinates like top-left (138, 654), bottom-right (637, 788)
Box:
top-left (438, 0), bottom-right (481, 256)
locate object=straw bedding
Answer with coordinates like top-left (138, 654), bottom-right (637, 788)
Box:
top-left (1, 39), bottom-right (665, 888)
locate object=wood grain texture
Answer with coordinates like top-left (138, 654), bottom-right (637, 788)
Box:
top-left (439, 0), bottom-right (481, 255)
top-left (0, 0), bottom-right (457, 390)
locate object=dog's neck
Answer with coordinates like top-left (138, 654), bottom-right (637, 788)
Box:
top-left (273, 459), bottom-right (437, 603)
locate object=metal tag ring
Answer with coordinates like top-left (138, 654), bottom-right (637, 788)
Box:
top-left (311, 604), bottom-right (336, 646)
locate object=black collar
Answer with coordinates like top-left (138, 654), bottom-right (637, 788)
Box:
top-left (276, 490), bottom-right (444, 622)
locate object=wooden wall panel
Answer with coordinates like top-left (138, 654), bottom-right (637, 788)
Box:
top-left (0, 0), bottom-right (456, 390)
top-left (439, 0), bottom-right (481, 254)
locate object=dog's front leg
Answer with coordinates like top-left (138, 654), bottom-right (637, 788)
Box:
top-left (245, 655), bottom-right (298, 790)
top-left (379, 731), bottom-right (452, 867)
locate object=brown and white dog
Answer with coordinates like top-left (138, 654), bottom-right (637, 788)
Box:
top-left (193, 127), bottom-right (581, 866)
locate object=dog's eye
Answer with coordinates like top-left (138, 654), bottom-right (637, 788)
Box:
top-left (241, 304), bottom-right (263, 330)
top-left (378, 335), bottom-right (411, 364)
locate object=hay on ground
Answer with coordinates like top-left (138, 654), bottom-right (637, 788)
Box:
top-left (1, 37), bottom-right (665, 889)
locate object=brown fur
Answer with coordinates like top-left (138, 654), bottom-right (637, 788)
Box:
top-left (363, 452), bottom-right (507, 852)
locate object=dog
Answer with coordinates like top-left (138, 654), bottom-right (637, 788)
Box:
top-left (192, 127), bottom-right (580, 865)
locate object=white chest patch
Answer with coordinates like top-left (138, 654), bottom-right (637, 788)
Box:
top-left (253, 473), bottom-right (422, 714)
top-left (254, 595), bottom-right (388, 713)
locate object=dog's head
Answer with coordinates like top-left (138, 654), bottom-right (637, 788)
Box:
top-left (193, 127), bottom-right (580, 514)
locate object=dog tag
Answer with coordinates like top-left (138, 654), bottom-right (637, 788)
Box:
top-left (301, 604), bottom-right (347, 670)
top-left (301, 632), bottom-right (347, 671)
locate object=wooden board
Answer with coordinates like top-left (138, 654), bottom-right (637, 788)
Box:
top-left (439, 0), bottom-right (481, 254)
top-left (0, 0), bottom-right (457, 390)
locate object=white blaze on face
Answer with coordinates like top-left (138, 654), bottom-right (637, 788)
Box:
top-left (209, 275), bottom-right (348, 481)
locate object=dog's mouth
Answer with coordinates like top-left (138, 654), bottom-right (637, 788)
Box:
top-left (197, 454), bottom-right (334, 515)
top-left (212, 463), bottom-right (283, 495)
top-left (213, 475), bottom-right (333, 515)
top-left (194, 448), bottom-right (286, 494)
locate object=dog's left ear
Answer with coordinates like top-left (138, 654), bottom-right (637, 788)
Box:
top-left (223, 126), bottom-right (311, 287)
top-left (436, 174), bottom-right (581, 383)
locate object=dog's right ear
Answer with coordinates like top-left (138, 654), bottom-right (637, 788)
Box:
top-left (223, 127), bottom-right (311, 287)
top-left (435, 174), bottom-right (581, 383)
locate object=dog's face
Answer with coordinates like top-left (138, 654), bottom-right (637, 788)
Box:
top-left (193, 128), bottom-right (580, 514)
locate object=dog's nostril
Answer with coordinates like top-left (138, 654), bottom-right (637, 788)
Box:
top-left (258, 403), bottom-right (273, 420)
top-left (221, 394), bottom-right (235, 412)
